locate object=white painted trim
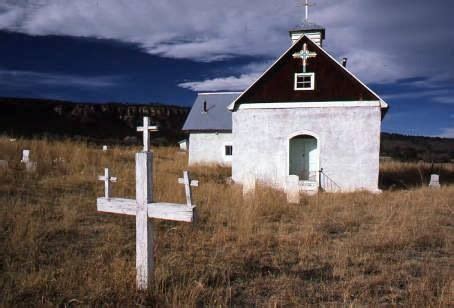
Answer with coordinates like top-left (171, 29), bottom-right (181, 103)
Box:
top-left (228, 35), bottom-right (388, 111)
top-left (294, 72), bottom-right (315, 91)
top-left (237, 100), bottom-right (381, 110)
top-left (199, 92), bottom-right (243, 95)
top-left (314, 39), bottom-right (388, 109)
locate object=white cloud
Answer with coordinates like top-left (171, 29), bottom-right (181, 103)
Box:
top-left (1, 0), bottom-right (454, 90)
top-left (432, 96), bottom-right (454, 105)
top-left (382, 89), bottom-right (452, 101)
top-left (179, 73), bottom-right (260, 92)
top-left (0, 69), bottom-right (118, 88)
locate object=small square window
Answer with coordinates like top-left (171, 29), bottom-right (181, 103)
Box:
top-left (295, 73), bottom-right (315, 90)
top-left (225, 145), bottom-right (233, 156)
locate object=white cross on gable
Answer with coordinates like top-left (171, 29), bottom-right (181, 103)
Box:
top-left (178, 171), bottom-right (199, 207)
top-left (293, 43), bottom-right (317, 73)
top-left (137, 116), bottom-right (158, 152)
top-left (98, 168), bottom-right (117, 199)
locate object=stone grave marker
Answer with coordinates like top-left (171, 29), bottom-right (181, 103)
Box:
top-left (21, 149), bottom-right (37, 172)
top-left (429, 174), bottom-right (440, 188)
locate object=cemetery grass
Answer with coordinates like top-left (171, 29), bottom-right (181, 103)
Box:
top-left (0, 137), bottom-right (453, 307)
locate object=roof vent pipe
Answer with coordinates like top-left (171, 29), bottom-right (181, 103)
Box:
top-left (202, 101), bottom-right (208, 113)
top-left (342, 57), bottom-right (348, 67)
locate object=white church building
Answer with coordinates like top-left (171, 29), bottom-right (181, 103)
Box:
top-left (183, 19), bottom-right (388, 193)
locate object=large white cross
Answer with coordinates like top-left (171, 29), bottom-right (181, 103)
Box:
top-left (98, 168), bottom-right (117, 199)
top-left (96, 116), bottom-right (198, 290)
top-left (293, 43), bottom-right (317, 73)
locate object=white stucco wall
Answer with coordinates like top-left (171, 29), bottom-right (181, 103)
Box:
top-left (188, 132), bottom-right (233, 166)
top-left (232, 106), bottom-right (382, 192)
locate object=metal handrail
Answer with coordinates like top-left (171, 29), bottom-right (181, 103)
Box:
top-left (318, 168), bottom-right (341, 192)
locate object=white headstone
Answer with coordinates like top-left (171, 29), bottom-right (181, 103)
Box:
top-left (21, 150), bottom-right (30, 163)
top-left (178, 139), bottom-right (188, 151)
top-left (21, 150), bottom-right (37, 172)
top-left (429, 174), bottom-right (440, 188)
top-left (286, 175), bottom-right (300, 204)
top-left (102, 145), bottom-right (108, 151)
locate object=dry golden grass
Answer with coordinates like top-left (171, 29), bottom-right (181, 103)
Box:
top-left (0, 136), bottom-right (453, 306)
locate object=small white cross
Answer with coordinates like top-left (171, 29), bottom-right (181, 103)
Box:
top-left (137, 116), bottom-right (158, 152)
top-left (178, 171), bottom-right (199, 207)
top-left (98, 168), bottom-right (117, 199)
top-left (293, 43), bottom-right (317, 73)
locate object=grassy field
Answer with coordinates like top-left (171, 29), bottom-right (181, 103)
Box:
top-left (0, 136), bottom-right (453, 306)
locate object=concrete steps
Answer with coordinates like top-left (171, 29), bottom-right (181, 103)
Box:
top-left (299, 180), bottom-right (318, 195)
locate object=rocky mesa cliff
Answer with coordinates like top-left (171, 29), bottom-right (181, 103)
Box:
top-left (0, 97), bottom-right (189, 144)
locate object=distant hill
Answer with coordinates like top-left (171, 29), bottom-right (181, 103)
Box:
top-left (0, 97), bottom-right (189, 145)
top-left (381, 132), bottom-right (454, 162)
top-left (0, 97), bottom-right (452, 161)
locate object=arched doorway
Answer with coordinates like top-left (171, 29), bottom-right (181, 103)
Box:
top-left (289, 134), bottom-right (318, 182)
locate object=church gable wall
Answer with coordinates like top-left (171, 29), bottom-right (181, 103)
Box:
top-left (232, 106), bottom-right (382, 192)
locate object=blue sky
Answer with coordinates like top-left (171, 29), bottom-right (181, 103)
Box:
top-left (0, 0), bottom-right (453, 137)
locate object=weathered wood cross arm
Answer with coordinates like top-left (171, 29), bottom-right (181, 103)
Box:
top-left (97, 170), bottom-right (199, 223)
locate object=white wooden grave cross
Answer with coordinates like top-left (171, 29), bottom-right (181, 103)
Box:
top-left (293, 43), bottom-right (317, 73)
top-left (98, 168), bottom-right (117, 199)
top-left (137, 116), bottom-right (158, 152)
top-left (178, 171), bottom-right (199, 207)
top-left (96, 116), bottom-right (198, 290)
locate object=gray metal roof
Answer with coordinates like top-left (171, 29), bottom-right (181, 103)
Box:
top-left (182, 92), bottom-right (241, 131)
top-left (289, 21), bottom-right (325, 32)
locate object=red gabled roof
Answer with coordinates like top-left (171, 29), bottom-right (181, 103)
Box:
top-left (229, 35), bottom-right (388, 111)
